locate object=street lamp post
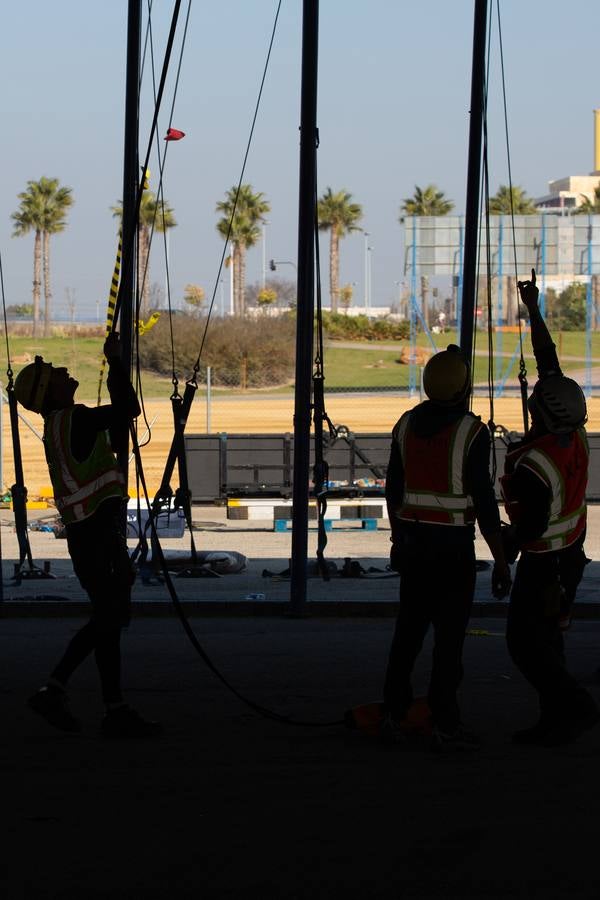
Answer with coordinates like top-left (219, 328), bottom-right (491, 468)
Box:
top-left (367, 243), bottom-right (373, 315)
top-left (269, 259), bottom-right (297, 272)
top-left (394, 280), bottom-right (402, 316)
top-left (262, 221), bottom-right (268, 289)
top-left (363, 231), bottom-right (369, 313)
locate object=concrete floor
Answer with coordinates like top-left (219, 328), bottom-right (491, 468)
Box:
top-left (5, 614), bottom-right (600, 899)
top-left (3, 504), bottom-right (600, 616)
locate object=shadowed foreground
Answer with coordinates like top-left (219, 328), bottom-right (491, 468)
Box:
top-left (5, 615), bottom-right (600, 899)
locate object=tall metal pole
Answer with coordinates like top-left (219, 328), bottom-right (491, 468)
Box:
top-left (118, 0), bottom-right (142, 487)
top-left (290, 0), bottom-right (319, 615)
top-left (460, 0), bottom-right (488, 370)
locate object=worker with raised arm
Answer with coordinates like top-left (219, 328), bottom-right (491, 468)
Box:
top-left (501, 269), bottom-right (599, 746)
top-left (383, 344), bottom-right (511, 752)
top-left (14, 332), bottom-right (162, 738)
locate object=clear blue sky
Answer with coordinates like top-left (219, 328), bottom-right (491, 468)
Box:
top-left (0, 0), bottom-right (598, 320)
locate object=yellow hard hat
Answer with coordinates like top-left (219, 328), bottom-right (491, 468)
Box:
top-left (13, 356), bottom-right (53, 413)
top-left (422, 345), bottom-right (470, 406)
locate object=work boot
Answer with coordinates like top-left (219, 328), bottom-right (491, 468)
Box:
top-left (540, 709), bottom-right (600, 747)
top-left (101, 705), bottom-right (163, 739)
top-left (28, 685), bottom-right (82, 733)
top-left (431, 724), bottom-right (480, 753)
top-left (512, 720), bottom-right (555, 745)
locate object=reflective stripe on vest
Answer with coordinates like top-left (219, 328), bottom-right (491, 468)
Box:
top-left (504, 429), bottom-right (588, 553)
top-left (44, 406), bottom-right (126, 524)
top-left (395, 411), bottom-right (482, 526)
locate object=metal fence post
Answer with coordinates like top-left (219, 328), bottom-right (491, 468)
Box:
top-left (206, 366), bottom-right (212, 434)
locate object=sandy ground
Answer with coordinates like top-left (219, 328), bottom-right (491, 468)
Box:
top-left (8, 394), bottom-right (600, 497)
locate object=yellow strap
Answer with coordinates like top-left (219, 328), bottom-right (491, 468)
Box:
top-left (97, 231), bottom-right (122, 405)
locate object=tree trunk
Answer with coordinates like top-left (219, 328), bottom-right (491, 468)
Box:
top-left (239, 245), bottom-right (247, 317)
top-left (330, 228), bottom-right (339, 313)
top-left (138, 225), bottom-right (151, 318)
top-left (420, 275), bottom-right (429, 330)
top-left (232, 244), bottom-right (241, 316)
top-left (32, 229), bottom-right (42, 337)
top-left (42, 231), bottom-right (52, 337)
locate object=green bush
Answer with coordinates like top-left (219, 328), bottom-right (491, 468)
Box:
top-left (321, 311), bottom-right (409, 341)
top-left (138, 313), bottom-right (296, 388)
top-left (552, 283), bottom-right (586, 331)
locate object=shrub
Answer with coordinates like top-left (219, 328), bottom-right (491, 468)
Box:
top-left (321, 311), bottom-right (409, 341)
top-left (138, 313), bottom-right (296, 388)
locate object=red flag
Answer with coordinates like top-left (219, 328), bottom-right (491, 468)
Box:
top-left (165, 127), bottom-right (185, 141)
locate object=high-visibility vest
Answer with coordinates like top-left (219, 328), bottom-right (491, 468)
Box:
top-left (43, 405), bottom-right (126, 525)
top-left (500, 429), bottom-right (588, 553)
top-left (394, 409), bottom-right (485, 526)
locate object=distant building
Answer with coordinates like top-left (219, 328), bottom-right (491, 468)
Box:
top-left (535, 109), bottom-right (600, 213)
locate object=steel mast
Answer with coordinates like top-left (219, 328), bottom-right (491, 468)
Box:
top-left (460, 0), bottom-right (488, 368)
top-left (290, 0), bottom-right (319, 615)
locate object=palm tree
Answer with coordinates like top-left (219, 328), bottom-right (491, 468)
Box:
top-left (400, 185), bottom-right (454, 217)
top-left (112, 191), bottom-right (176, 317)
top-left (574, 185), bottom-right (600, 214)
top-left (216, 185), bottom-right (270, 316)
top-left (11, 177), bottom-right (73, 336)
top-left (317, 188), bottom-right (363, 312)
top-left (489, 184), bottom-right (536, 215)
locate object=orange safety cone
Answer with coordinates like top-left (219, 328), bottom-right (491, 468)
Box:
top-left (344, 697), bottom-right (432, 738)
top-left (344, 701), bottom-right (385, 736)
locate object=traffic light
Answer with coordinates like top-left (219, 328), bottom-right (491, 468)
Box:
top-left (269, 259), bottom-right (276, 271)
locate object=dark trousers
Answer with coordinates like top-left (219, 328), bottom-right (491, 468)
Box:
top-left (383, 540), bottom-right (476, 732)
top-left (506, 543), bottom-right (596, 722)
top-left (51, 501), bottom-right (133, 705)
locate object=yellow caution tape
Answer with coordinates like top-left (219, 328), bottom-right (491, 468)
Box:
top-left (97, 230), bottom-right (122, 405)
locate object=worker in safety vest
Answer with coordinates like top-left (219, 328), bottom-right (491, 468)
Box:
top-left (14, 332), bottom-right (162, 738)
top-left (501, 269), bottom-right (599, 746)
top-left (384, 345), bottom-right (511, 751)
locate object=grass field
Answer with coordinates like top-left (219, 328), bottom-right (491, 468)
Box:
top-left (2, 331), bottom-right (600, 497)
top-left (3, 330), bottom-right (600, 400)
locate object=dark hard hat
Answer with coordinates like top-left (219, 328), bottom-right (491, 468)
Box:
top-left (422, 344), bottom-right (470, 406)
top-left (13, 356), bottom-right (52, 413)
top-left (530, 375), bottom-right (587, 434)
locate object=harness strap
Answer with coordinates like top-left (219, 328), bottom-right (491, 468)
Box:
top-left (171, 392), bottom-right (198, 564)
top-left (6, 387), bottom-right (34, 571)
top-left (312, 373), bottom-right (336, 582)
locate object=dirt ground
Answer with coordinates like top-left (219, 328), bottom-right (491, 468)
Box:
top-left (8, 395), bottom-right (600, 498)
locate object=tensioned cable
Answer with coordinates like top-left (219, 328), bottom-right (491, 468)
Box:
top-left (481, 4), bottom-right (498, 477)
top-left (112, 0), bottom-right (182, 329)
top-left (482, 107), bottom-right (498, 479)
top-left (134, 0), bottom-right (283, 505)
top-left (124, 1), bottom-right (342, 727)
top-left (128, 422), bottom-right (343, 728)
top-left (496, 0), bottom-right (528, 433)
top-left (0, 252), bottom-right (13, 383)
top-left (469, 2), bottom-right (494, 411)
top-left (131, 0), bottom-right (193, 447)
top-left (191, 0), bottom-right (283, 375)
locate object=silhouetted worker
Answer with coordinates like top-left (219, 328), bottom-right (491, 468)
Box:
top-left (14, 332), bottom-right (161, 738)
top-left (384, 345), bottom-right (511, 751)
top-left (501, 269), bottom-right (599, 746)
